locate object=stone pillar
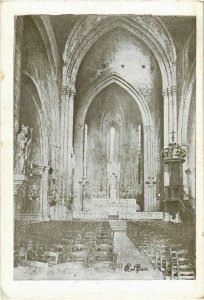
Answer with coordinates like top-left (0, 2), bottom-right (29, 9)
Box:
top-left (162, 86), bottom-right (178, 200)
top-left (143, 125), bottom-right (148, 211)
top-left (162, 89), bottom-right (169, 147)
top-left (83, 124), bottom-right (88, 178)
top-left (172, 86), bottom-right (177, 141)
top-left (28, 165), bottom-right (49, 220)
top-left (59, 89), bottom-right (65, 202)
top-left (67, 89), bottom-right (76, 203)
top-left (60, 86), bottom-right (75, 215)
top-left (73, 123), bottom-right (84, 211)
top-left (162, 86), bottom-right (177, 147)
top-left (14, 17), bottom-right (24, 139)
top-left (167, 87), bottom-right (173, 142)
top-left (41, 166), bottom-right (49, 220)
top-left (62, 87), bottom-right (69, 207)
top-left (143, 125), bottom-right (156, 212)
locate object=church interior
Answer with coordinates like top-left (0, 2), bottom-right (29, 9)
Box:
top-left (14, 15), bottom-right (196, 280)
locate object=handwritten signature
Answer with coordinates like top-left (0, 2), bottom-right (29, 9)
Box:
top-left (124, 263), bottom-right (149, 272)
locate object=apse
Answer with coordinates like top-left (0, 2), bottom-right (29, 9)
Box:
top-left (82, 83), bottom-right (144, 208)
top-left (74, 25), bottom-right (163, 212)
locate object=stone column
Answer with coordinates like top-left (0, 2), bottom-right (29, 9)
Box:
top-left (162, 86), bottom-right (178, 188)
top-left (73, 123), bottom-right (84, 211)
top-left (171, 86), bottom-right (177, 141)
top-left (162, 89), bottom-right (169, 147)
top-left (143, 125), bottom-right (156, 212)
top-left (162, 86), bottom-right (177, 146)
top-left (143, 125), bottom-right (148, 211)
top-left (60, 86), bottom-right (75, 215)
top-left (67, 89), bottom-right (76, 203)
top-left (41, 166), bottom-right (50, 220)
top-left (62, 87), bottom-right (69, 207)
top-left (167, 87), bottom-right (173, 142)
top-left (59, 88), bottom-right (65, 202)
top-left (14, 17), bottom-right (24, 139)
top-left (83, 124), bottom-right (88, 178)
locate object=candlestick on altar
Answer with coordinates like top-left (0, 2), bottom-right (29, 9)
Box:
top-left (83, 124), bottom-right (88, 177)
top-left (138, 124), bottom-right (142, 152)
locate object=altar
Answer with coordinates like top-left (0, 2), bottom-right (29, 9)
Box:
top-left (86, 198), bottom-right (140, 215)
top-left (75, 125), bottom-right (144, 218)
top-left (87, 158), bottom-right (140, 214)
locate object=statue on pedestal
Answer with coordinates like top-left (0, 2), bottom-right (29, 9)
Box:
top-left (14, 124), bottom-right (33, 175)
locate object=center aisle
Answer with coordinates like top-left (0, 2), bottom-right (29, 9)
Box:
top-left (46, 221), bottom-right (163, 280)
top-left (108, 220), bottom-right (163, 279)
top-left (113, 231), bottom-right (163, 279)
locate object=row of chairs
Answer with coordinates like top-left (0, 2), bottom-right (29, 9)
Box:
top-left (15, 224), bottom-right (102, 266)
top-left (127, 221), bottom-right (195, 280)
top-left (92, 222), bottom-right (117, 272)
top-left (14, 221), bottom-right (117, 275)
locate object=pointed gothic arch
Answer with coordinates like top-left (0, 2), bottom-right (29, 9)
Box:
top-left (63, 15), bottom-right (176, 89)
top-left (74, 72), bottom-right (156, 211)
top-left (178, 60), bottom-right (196, 145)
top-left (22, 71), bottom-right (49, 166)
top-left (61, 16), bottom-right (177, 210)
top-left (75, 72), bottom-right (153, 128)
top-left (17, 72), bottom-right (51, 219)
top-left (32, 15), bottom-right (60, 82)
top-left (31, 16), bottom-right (61, 150)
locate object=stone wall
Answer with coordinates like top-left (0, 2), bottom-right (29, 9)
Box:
top-left (14, 15), bottom-right (196, 220)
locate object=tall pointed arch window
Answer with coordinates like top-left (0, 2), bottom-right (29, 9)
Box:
top-left (109, 126), bottom-right (115, 161)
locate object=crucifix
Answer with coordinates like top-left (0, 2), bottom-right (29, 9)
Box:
top-left (170, 130), bottom-right (176, 143)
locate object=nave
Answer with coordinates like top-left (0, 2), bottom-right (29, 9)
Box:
top-left (13, 16), bottom-right (196, 281)
top-left (14, 220), bottom-right (195, 280)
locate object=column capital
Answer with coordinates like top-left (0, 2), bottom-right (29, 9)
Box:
top-left (53, 143), bottom-right (61, 149)
top-left (162, 88), bottom-right (168, 96)
top-left (75, 123), bottom-right (84, 131)
top-left (162, 86), bottom-right (176, 96)
top-left (144, 124), bottom-right (154, 131)
top-left (171, 86), bottom-right (176, 94)
top-left (61, 85), bottom-right (76, 97)
top-left (167, 87), bottom-right (172, 95)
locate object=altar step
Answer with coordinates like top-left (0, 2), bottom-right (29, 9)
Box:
top-left (72, 212), bottom-right (164, 220)
top-left (109, 220), bottom-right (127, 231)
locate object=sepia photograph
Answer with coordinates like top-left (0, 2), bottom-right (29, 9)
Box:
top-left (1, 1), bottom-right (203, 299)
top-left (13, 14), bottom-right (197, 280)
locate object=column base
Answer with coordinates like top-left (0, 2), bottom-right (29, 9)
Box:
top-left (15, 214), bottom-right (48, 222)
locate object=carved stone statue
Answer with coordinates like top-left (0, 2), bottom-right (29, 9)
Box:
top-left (28, 177), bottom-right (40, 200)
top-left (14, 124), bottom-right (33, 175)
